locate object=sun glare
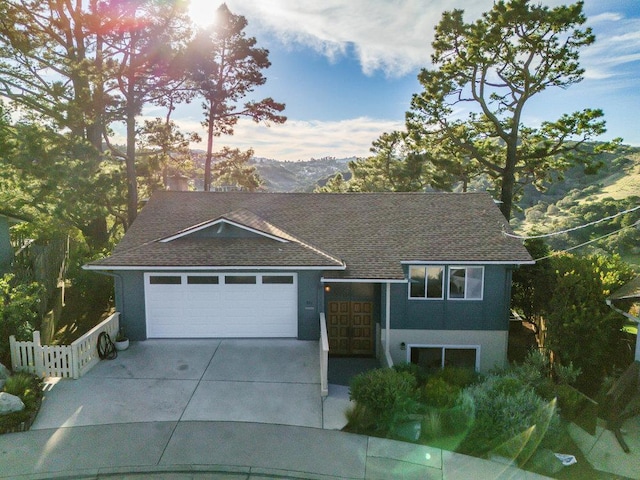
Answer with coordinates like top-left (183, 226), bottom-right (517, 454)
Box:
top-left (187, 0), bottom-right (219, 28)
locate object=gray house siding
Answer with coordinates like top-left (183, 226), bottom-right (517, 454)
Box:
top-left (297, 271), bottom-right (323, 340)
top-left (390, 265), bottom-right (512, 331)
top-left (113, 271), bottom-right (146, 341)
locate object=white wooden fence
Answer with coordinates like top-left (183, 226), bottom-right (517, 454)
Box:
top-left (9, 312), bottom-right (120, 379)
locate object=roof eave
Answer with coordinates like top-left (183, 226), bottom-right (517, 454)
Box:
top-left (83, 263), bottom-right (346, 271)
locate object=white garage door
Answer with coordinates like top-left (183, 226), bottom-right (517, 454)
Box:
top-left (145, 273), bottom-right (298, 338)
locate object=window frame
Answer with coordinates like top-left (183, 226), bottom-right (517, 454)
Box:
top-left (187, 275), bottom-right (220, 285)
top-left (407, 344), bottom-right (481, 371)
top-left (447, 266), bottom-right (484, 301)
top-left (149, 275), bottom-right (182, 285)
top-left (408, 265), bottom-right (445, 300)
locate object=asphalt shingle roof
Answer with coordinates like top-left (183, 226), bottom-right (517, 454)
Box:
top-left (88, 191), bottom-right (533, 279)
top-left (609, 276), bottom-right (640, 301)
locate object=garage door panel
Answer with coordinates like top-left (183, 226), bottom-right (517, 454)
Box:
top-left (145, 273), bottom-right (297, 338)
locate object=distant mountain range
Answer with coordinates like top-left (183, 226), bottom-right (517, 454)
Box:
top-left (194, 145), bottom-right (640, 205)
top-left (249, 156), bottom-right (353, 192)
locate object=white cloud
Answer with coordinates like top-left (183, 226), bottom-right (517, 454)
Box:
top-left (582, 12), bottom-right (640, 80)
top-left (189, 0), bottom-right (634, 83)
top-left (218, 0), bottom-right (498, 77)
top-left (175, 116), bottom-right (403, 161)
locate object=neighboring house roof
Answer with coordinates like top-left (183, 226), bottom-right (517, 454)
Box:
top-left (0, 211), bottom-right (28, 224)
top-left (86, 191), bottom-right (533, 279)
top-left (609, 276), bottom-right (640, 301)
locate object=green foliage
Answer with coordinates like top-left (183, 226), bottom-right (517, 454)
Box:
top-left (211, 147), bottom-right (263, 191)
top-left (0, 373), bottom-right (43, 432)
top-left (546, 253), bottom-right (635, 395)
top-left (184, 4), bottom-right (286, 192)
top-left (0, 274), bottom-right (45, 366)
top-left (459, 375), bottom-right (561, 464)
top-left (433, 366), bottom-right (482, 389)
top-left (3, 372), bottom-right (38, 410)
top-left (511, 239), bottom-right (555, 324)
top-left (422, 377), bottom-right (460, 409)
top-left (349, 368), bottom-right (419, 433)
top-left (404, 0), bottom-right (616, 219)
top-left (393, 362), bottom-right (430, 387)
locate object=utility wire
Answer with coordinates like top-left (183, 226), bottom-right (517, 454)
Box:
top-left (533, 220), bottom-right (640, 261)
top-left (505, 204), bottom-right (640, 240)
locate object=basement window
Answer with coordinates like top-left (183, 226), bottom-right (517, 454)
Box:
top-left (409, 345), bottom-right (479, 371)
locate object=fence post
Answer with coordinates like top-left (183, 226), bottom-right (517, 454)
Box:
top-left (32, 331), bottom-right (44, 377)
top-left (9, 335), bottom-right (17, 372)
top-left (71, 342), bottom-right (79, 379)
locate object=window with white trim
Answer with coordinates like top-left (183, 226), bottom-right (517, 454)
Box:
top-left (409, 266), bottom-right (444, 299)
top-left (448, 266), bottom-right (483, 300)
top-left (409, 345), bottom-right (479, 371)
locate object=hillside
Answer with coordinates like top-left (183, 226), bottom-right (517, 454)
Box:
top-left (191, 145), bottom-right (640, 263)
top-left (511, 144), bottom-right (640, 265)
top-left (252, 157), bottom-right (352, 192)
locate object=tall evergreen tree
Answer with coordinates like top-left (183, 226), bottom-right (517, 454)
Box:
top-left (184, 4), bottom-right (286, 191)
top-left (406, 0), bottom-right (619, 220)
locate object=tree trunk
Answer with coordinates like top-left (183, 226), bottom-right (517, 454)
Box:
top-left (500, 141), bottom-right (517, 221)
top-left (126, 104), bottom-right (138, 227)
top-left (204, 104), bottom-right (216, 192)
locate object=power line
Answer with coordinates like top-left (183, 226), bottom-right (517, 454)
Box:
top-left (504, 204), bottom-right (640, 240)
top-left (533, 220), bottom-right (640, 261)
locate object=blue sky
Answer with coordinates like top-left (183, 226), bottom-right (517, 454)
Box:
top-left (173, 0), bottom-right (640, 161)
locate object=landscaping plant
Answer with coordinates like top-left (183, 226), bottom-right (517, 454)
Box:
top-left (348, 367), bottom-right (419, 436)
top-left (0, 274), bottom-right (44, 366)
top-left (1, 372), bottom-right (43, 433)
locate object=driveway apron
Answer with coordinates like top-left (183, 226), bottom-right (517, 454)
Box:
top-left (30, 339), bottom-right (323, 430)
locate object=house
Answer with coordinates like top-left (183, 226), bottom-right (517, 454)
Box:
top-left (85, 191), bottom-right (533, 373)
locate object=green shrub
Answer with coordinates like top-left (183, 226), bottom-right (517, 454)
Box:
top-left (423, 377), bottom-right (460, 409)
top-left (349, 368), bottom-right (419, 434)
top-left (344, 403), bottom-right (376, 433)
top-left (421, 410), bottom-right (443, 439)
top-left (1, 373), bottom-right (42, 432)
top-left (350, 368), bottom-right (418, 413)
top-left (0, 274), bottom-right (45, 366)
top-left (459, 374), bottom-right (561, 465)
top-left (433, 366), bottom-right (482, 389)
top-left (4, 372), bottom-right (40, 410)
top-left (393, 362), bottom-right (429, 386)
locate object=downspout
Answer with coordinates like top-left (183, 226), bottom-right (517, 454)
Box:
top-left (606, 299), bottom-right (640, 362)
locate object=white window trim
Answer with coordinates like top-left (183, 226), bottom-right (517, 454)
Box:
top-left (408, 265), bottom-right (445, 300)
top-left (447, 266), bottom-right (484, 301)
top-left (406, 344), bottom-right (481, 371)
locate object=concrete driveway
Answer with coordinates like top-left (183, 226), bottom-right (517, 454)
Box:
top-left (31, 339), bottom-right (344, 430)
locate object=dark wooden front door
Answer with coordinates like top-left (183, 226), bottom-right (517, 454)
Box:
top-left (327, 301), bottom-right (374, 356)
